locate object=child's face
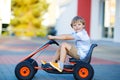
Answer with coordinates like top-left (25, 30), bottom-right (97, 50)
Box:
top-left (72, 21), bottom-right (85, 32)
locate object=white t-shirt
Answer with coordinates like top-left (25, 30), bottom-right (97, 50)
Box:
top-left (72, 29), bottom-right (91, 59)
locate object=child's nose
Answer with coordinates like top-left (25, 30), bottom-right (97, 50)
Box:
top-left (76, 25), bottom-right (79, 27)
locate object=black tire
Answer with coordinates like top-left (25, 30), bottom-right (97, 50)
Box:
top-left (15, 61), bottom-right (35, 80)
top-left (25, 58), bottom-right (38, 73)
top-left (73, 61), bottom-right (94, 80)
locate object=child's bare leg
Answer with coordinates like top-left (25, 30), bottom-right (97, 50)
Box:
top-left (52, 48), bottom-right (60, 62)
top-left (59, 42), bottom-right (72, 63)
top-left (41, 47), bottom-right (60, 64)
top-left (49, 42), bottom-right (72, 72)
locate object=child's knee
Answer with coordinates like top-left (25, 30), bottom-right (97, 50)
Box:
top-left (60, 42), bottom-right (71, 51)
top-left (60, 42), bottom-right (67, 47)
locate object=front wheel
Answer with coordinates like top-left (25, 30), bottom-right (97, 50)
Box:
top-left (25, 58), bottom-right (38, 74)
top-left (73, 62), bottom-right (94, 80)
top-left (15, 61), bottom-right (35, 80)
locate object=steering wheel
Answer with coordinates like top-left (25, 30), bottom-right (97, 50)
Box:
top-left (48, 40), bottom-right (59, 46)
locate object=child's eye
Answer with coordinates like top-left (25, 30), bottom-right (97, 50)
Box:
top-left (78, 24), bottom-right (82, 26)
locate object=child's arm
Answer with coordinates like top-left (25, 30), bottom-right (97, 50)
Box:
top-left (48, 34), bottom-right (74, 40)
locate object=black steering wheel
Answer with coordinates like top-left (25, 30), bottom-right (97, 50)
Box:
top-left (48, 40), bottom-right (59, 46)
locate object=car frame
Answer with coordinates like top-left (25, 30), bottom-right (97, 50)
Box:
top-left (14, 40), bottom-right (97, 80)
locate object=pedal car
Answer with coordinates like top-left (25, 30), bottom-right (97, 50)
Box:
top-left (14, 40), bottom-right (97, 80)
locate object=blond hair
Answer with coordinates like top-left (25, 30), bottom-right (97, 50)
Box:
top-left (71, 16), bottom-right (85, 28)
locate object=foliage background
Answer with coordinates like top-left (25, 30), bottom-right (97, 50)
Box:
top-left (10, 0), bottom-right (48, 37)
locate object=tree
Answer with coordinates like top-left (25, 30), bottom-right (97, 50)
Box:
top-left (10, 0), bottom-right (48, 37)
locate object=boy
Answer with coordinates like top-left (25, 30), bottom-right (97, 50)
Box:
top-left (42, 16), bottom-right (91, 72)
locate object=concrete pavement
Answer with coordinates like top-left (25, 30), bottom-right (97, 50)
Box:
top-left (0, 37), bottom-right (120, 80)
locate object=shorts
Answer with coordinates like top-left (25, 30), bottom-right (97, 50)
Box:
top-left (68, 45), bottom-right (80, 59)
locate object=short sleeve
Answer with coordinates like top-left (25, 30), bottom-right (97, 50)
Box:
top-left (72, 30), bottom-right (90, 41)
top-left (72, 32), bottom-right (81, 40)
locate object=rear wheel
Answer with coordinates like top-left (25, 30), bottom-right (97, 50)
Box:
top-left (15, 61), bottom-right (35, 80)
top-left (73, 62), bottom-right (94, 80)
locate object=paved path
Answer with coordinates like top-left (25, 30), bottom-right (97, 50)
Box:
top-left (0, 37), bottom-right (120, 80)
